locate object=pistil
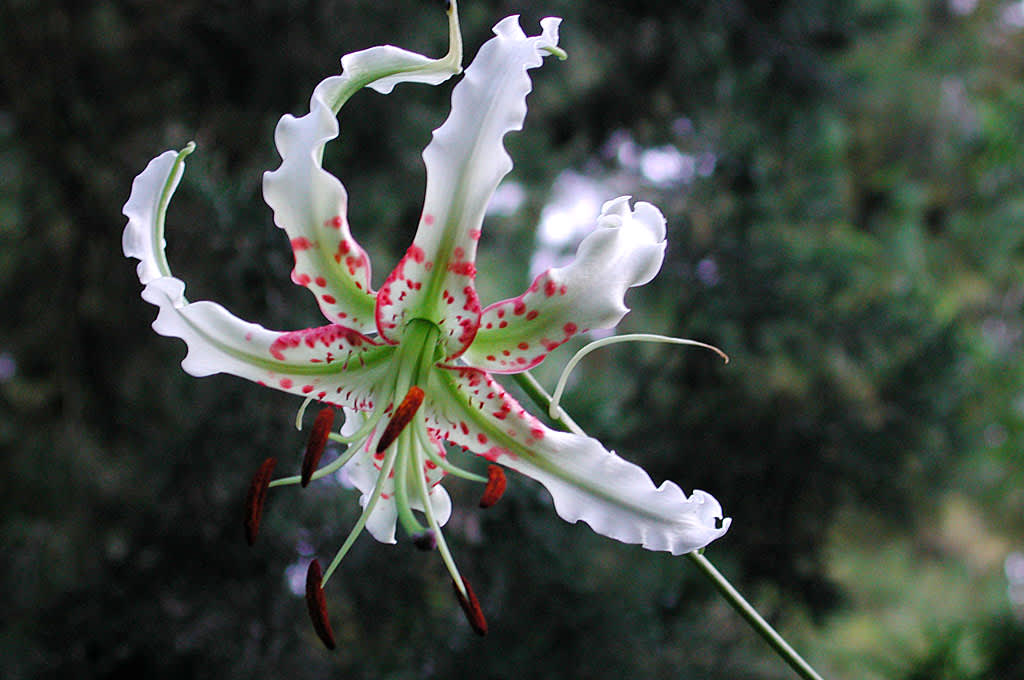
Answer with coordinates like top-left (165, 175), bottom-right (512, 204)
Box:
top-left (393, 428), bottom-right (430, 539)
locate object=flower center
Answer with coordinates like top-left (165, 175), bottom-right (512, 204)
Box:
top-left (254, 316), bottom-right (500, 639)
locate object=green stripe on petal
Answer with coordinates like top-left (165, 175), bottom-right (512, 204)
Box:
top-left (428, 365), bottom-right (730, 555)
top-left (376, 17), bottom-right (562, 357)
top-left (122, 144), bottom-right (193, 286)
top-left (263, 4), bottom-right (463, 332)
top-left (123, 144), bottom-right (394, 409)
top-left (143, 278), bottom-right (393, 409)
top-left (263, 101), bottom-right (378, 331)
top-left (462, 197), bottom-right (667, 373)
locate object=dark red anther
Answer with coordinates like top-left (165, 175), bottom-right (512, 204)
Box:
top-left (452, 576), bottom-right (488, 636)
top-left (478, 465), bottom-right (507, 509)
top-left (302, 407), bottom-right (335, 487)
top-left (244, 457), bottom-right (276, 546)
top-left (376, 386), bottom-right (425, 454)
top-left (305, 559), bottom-right (337, 650)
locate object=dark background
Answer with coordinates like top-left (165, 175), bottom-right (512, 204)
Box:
top-left (2, 0), bottom-right (1023, 678)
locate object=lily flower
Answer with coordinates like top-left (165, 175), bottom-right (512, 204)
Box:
top-left (123, 1), bottom-right (729, 641)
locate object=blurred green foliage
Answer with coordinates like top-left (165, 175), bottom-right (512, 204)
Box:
top-left (1, 0), bottom-right (1023, 678)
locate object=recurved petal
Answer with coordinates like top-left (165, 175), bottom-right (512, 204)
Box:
top-left (142, 278), bottom-right (393, 409)
top-left (124, 146), bottom-right (394, 408)
top-left (429, 365), bottom-right (730, 555)
top-left (123, 146), bottom-right (192, 285)
top-left (462, 197), bottom-right (667, 373)
top-left (263, 99), bottom-right (378, 331)
top-left (375, 16), bottom-right (562, 358)
top-left (310, 0), bottom-right (463, 106)
top-left (262, 3), bottom-right (463, 332)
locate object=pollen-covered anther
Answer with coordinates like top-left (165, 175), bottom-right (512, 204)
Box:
top-left (412, 529), bottom-right (437, 551)
top-left (305, 559), bottom-right (337, 650)
top-left (452, 576), bottom-right (488, 636)
top-left (301, 407), bottom-right (335, 487)
top-left (478, 465), bottom-right (507, 509)
top-left (375, 386), bottom-right (425, 454)
top-left (244, 457), bottom-right (276, 546)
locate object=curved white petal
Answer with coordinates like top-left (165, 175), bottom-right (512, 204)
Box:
top-left (311, 0), bottom-right (462, 106)
top-left (462, 197), bottom-right (667, 372)
top-left (263, 6), bottom-right (463, 332)
top-left (263, 99), bottom-right (378, 330)
top-left (141, 278), bottom-right (393, 409)
top-left (428, 366), bottom-right (729, 555)
top-left (124, 147), bottom-right (394, 409)
top-left (122, 147), bottom-right (190, 285)
top-left (376, 16), bottom-right (562, 358)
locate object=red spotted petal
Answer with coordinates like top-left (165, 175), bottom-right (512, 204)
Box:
top-left (462, 197), bottom-right (666, 373)
top-left (427, 365), bottom-right (731, 556)
top-left (375, 17), bottom-right (561, 358)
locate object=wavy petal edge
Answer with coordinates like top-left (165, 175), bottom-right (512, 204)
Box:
top-left (462, 196), bottom-right (667, 372)
top-left (429, 366), bottom-right (730, 555)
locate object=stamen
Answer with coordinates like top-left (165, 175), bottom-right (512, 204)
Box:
top-left (321, 441), bottom-right (403, 585)
top-left (270, 440), bottom-right (360, 488)
top-left (478, 465), bottom-right (507, 509)
top-left (452, 576), bottom-right (488, 636)
top-left (328, 405), bottom-right (387, 445)
top-left (302, 407), bottom-right (335, 487)
top-left (305, 559), bottom-right (337, 650)
top-left (376, 386), bottom-right (425, 454)
top-left (244, 457), bottom-right (276, 546)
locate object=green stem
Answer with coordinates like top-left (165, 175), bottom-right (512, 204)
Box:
top-left (512, 371), bottom-right (584, 435)
top-left (512, 370), bottom-right (826, 680)
top-left (687, 552), bottom-right (824, 680)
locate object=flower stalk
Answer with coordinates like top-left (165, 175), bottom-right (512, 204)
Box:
top-left (687, 552), bottom-right (825, 680)
top-left (516, 369), bottom-right (825, 680)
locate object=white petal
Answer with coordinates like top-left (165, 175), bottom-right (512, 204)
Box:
top-left (430, 365), bottom-right (729, 555)
top-left (263, 7), bottom-right (463, 331)
top-left (124, 147), bottom-right (392, 409)
top-left (141, 277), bottom-right (392, 409)
top-left (262, 99), bottom-right (378, 330)
top-left (363, 495), bottom-right (399, 544)
top-left (375, 16), bottom-right (562, 358)
top-left (503, 434), bottom-right (730, 555)
top-left (424, 483), bottom-right (452, 527)
top-left (314, 0), bottom-right (463, 104)
top-left (342, 443), bottom-right (398, 544)
top-left (463, 197), bottom-right (666, 372)
top-left (122, 147), bottom-right (189, 285)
